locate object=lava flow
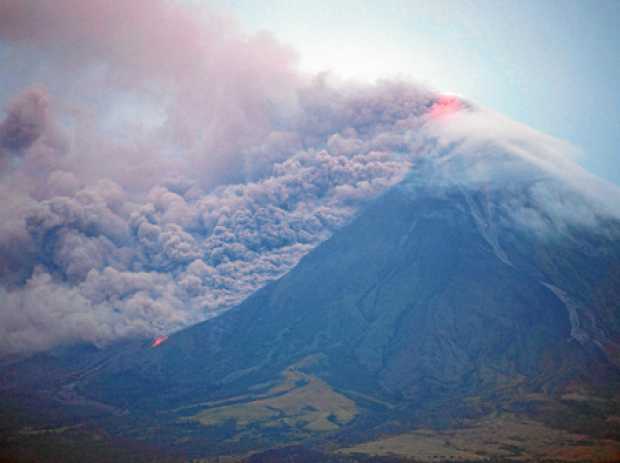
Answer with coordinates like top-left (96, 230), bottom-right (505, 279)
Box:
top-left (151, 335), bottom-right (168, 348)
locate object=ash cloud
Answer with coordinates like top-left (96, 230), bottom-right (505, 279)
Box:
top-left (1, 0), bottom-right (618, 355)
top-left (0, 88), bottom-right (49, 153)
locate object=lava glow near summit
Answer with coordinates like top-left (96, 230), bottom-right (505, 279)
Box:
top-left (429, 95), bottom-right (462, 118)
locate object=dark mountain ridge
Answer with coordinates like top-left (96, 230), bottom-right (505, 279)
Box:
top-left (3, 167), bottom-right (620, 461)
top-left (80, 170), bottom-right (620, 402)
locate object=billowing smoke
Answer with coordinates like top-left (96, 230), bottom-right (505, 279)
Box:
top-left (0, 88), bottom-right (49, 154)
top-left (1, 0), bottom-right (618, 355)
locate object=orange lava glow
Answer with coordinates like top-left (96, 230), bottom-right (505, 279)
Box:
top-left (151, 335), bottom-right (168, 348)
top-left (429, 94), bottom-right (462, 118)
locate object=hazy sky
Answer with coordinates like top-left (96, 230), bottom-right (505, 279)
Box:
top-left (205, 0), bottom-right (620, 185)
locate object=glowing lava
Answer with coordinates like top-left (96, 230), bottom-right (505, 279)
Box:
top-left (151, 335), bottom-right (168, 348)
top-left (429, 94), bottom-right (462, 118)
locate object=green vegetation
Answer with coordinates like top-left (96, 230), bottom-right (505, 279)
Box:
top-left (191, 363), bottom-right (358, 434)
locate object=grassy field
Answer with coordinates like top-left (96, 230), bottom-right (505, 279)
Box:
top-left (191, 361), bottom-right (358, 434)
top-left (337, 413), bottom-right (620, 462)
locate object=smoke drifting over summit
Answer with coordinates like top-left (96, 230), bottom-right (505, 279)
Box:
top-left (0, 0), bottom-right (618, 355)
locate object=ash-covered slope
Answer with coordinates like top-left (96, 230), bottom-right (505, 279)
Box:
top-left (77, 164), bottom-right (620, 413)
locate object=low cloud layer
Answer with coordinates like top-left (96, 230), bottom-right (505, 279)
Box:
top-left (1, 0), bottom-right (618, 355)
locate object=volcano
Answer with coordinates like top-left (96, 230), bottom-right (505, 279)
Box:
top-left (3, 152), bottom-right (620, 462)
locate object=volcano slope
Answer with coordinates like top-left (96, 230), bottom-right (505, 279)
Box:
top-left (5, 159), bottom-right (620, 462)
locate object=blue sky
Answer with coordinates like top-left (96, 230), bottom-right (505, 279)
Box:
top-left (205, 0), bottom-right (620, 185)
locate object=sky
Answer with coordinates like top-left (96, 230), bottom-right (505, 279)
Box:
top-left (205, 0), bottom-right (620, 185)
